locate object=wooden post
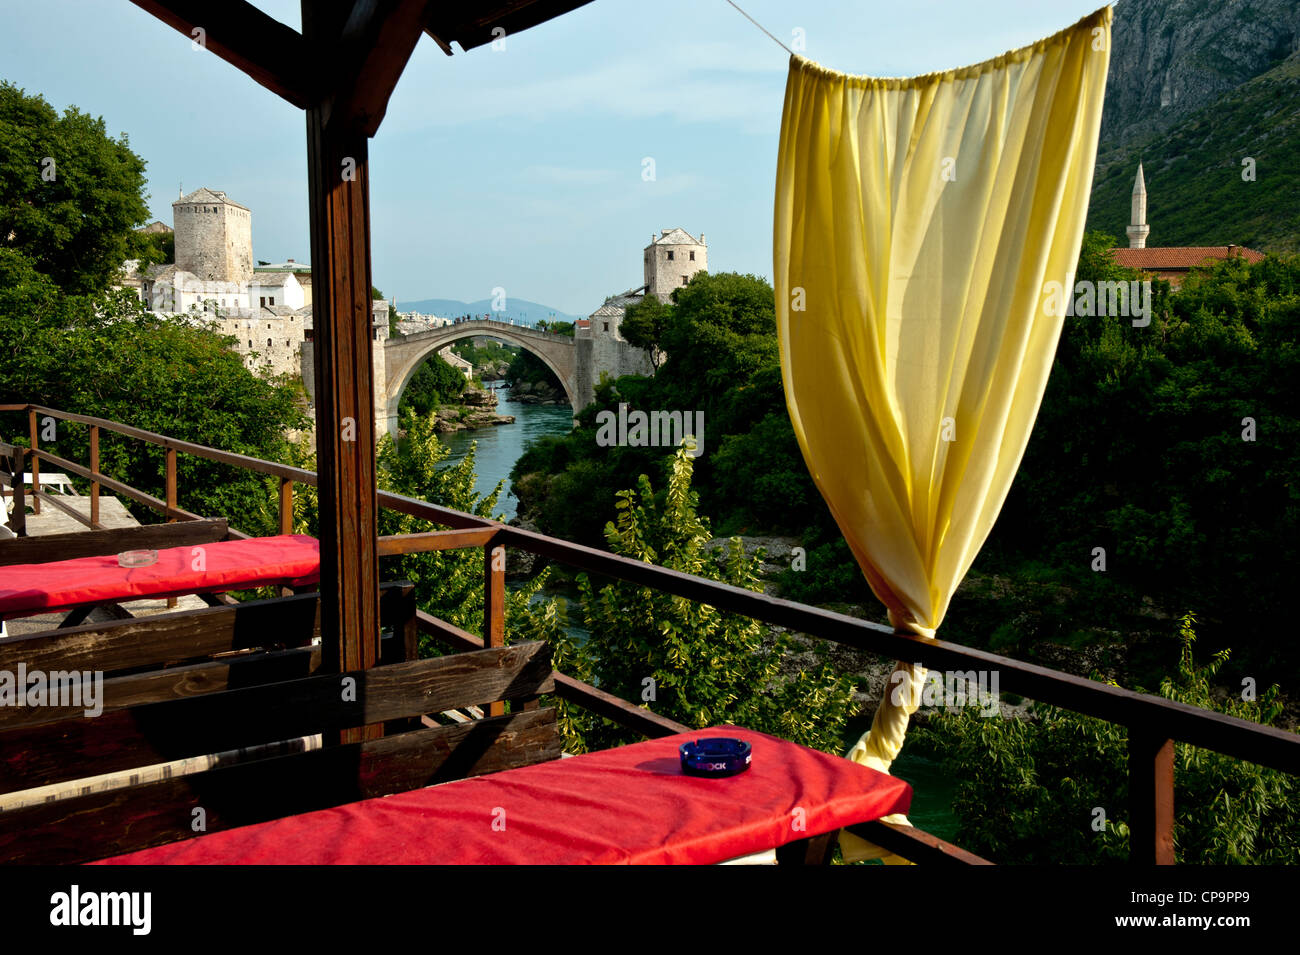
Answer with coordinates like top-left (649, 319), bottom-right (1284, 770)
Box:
top-left (303, 1), bottom-right (382, 694)
top-left (165, 446), bottom-right (178, 607)
top-left (89, 425), bottom-right (100, 529)
top-left (27, 409), bottom-right (40, 515)
top-left (1129, 730), bottom-right (1176, 865)
top-left (165, 448), bottom-right (178, 521)
top-left (279, 477), bottom-right (294, 535)
top-left (484, 543), bottom-right (506, 717)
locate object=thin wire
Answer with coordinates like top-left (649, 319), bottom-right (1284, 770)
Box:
top-left (724, 0), bottom-right (795, 57)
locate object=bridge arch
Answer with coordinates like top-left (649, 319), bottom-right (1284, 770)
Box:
top-left (381, 320), bottom-right (578, 437)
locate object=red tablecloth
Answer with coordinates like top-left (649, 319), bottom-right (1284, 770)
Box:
top-left (94, 727), bottom-right (911, 865)
top-left (0, 535), bottom-right (320, 618)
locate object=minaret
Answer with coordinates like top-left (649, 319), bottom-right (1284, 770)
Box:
top-left (1126, 163), bottom-right (1150, 249)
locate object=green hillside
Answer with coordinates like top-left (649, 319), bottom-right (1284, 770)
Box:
top-left (1087, 54), bottom-right (1300, 252)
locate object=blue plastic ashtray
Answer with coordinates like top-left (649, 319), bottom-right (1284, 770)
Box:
top-left (679, 737), bottom-right (752, 777)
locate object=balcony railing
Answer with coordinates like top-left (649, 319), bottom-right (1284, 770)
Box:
top-left (3, 402), bottom-right (1298, 865)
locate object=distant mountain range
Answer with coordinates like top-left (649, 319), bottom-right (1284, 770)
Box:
top-left (397, 297), bottom-right (585, 327)
top-left (1086, 0), bottom-right (1300, 252)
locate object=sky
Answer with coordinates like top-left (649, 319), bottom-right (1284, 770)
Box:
top-left (2, 0), bottom-right (1107, 316)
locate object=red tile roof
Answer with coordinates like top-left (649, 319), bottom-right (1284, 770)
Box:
top-left (1112, 245), bottom-right (1265, 271)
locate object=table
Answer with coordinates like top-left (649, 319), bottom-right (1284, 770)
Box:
top-left (0, 534), bottom-right (320, 620)
top-left (94, 727), bottom-right (912, 865)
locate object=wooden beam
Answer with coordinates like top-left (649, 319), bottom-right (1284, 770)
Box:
top-left (326, 0), bottom-right (435, 137)
top-left (378, 526), bottom-right (497, 555)
top-left (303, 1), bottom-right (383, 693)
top-left (127, 0), bottom-right (314, 108)
top-left (424, 0), bottom-right (595, 55)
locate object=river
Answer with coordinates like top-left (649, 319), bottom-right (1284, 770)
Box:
top-left (437, 381), bottom-right (574, 521)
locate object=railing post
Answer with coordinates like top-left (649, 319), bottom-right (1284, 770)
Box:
top-left (484, 541), bottom-right (506, 718)
top-left (27, 409), bottom-right (40, 515)
top-left (1129, 729), bottom-right (1176, 865)
top-left (165, 446), bottom-right (178, 607)
top-left (279, 477), bottom-right (294, 534)
top-left (89, 424), bottom-right (100, 529)
top-left (165, 447), bottom-right (177, 521)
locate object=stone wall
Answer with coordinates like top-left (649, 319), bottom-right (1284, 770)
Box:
top-left (575, 335), bottom-right (654, 409)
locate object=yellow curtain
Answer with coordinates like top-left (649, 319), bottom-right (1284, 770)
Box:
top-left (773, 7), bottom-right (1112, 862)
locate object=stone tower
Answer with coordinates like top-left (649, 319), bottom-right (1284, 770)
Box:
top-left (173, 187), bottom-right (253, 283)
top-left (1126, 163), bottom-right (1150, 250)
top-left (643, 229), bottom-right (707, 303)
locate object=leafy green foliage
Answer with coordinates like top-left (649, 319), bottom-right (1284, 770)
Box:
top-left (553, 446), bottom-right (855, 754)
top-left (0, 277), bottom-right (307, 534)
top-left (916, 614), bottom-right (1299, 863)
top-left (618, 295), bottom-right (669, 369)
top-left (505, 348), bottom-right (562, 392)
top-left (0, 81), bottom-right (150, 294)
top-left (398, 354), bottom-right (468, 418)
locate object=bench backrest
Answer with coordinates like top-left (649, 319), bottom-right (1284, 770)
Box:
top-left (0, 517), bottom-right (230, 566)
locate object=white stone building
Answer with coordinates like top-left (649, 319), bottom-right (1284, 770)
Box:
top-left (578, 228), bottom-right (708, 343)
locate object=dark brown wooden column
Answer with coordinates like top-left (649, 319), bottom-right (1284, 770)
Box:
top-left (303, 0), bottom-right (381, 680)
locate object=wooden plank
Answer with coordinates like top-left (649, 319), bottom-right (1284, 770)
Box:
top-left (1129, 731), bottom-right (1176, 865)
top-left (0, 584), bottom-right (413, 681)
top-left (424, 0), bottom-right (596, 55)
top-left (0, 518), bottom-right (229, 567)
top-left (845, 821), bottom-right (994, 865)
top-left (0, 643), bottom-right (553, 792)
top-left (0, 708), bottom-right (561, 865)
top-left (126, 0), bottom-right (314, 108)
top-left (303, 1), bottom-right (382, 693)
top-left (484, 542), bottom-right (506, 717)
top-left (377, 526), bottom-right (497, 555)
top-left (0, 589), bottom-right (320, 677)
top-left (553, 672), bottom-right (690, 739)
top-left (0, 586), bottom-right (417, 731)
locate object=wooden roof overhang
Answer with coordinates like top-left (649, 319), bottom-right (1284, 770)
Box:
top-left (125, 0), bottom-right (594, 714)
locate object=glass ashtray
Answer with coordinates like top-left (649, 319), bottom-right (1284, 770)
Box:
top-left (117, 549), bottom-right (158, 568)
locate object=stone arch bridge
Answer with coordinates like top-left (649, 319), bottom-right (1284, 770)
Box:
top-left (302, 318), bottom-right (651, 437)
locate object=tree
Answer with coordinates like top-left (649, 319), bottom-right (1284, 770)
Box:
top-left (553, 445), bottom-right (855, 754)
top-left (398, 354), bottom-right (468, 418)
top-left (918, 613), bottom-right (1299, 863)
top-left (0, 81), bottom-right (149, 294)
top-left (619, 296), bottom-right (669, 370)
top-left (0, 285), bottom-right (309, 534)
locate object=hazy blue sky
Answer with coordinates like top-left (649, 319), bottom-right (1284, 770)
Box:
top-left (3, 0), bottom-right (1106, 315)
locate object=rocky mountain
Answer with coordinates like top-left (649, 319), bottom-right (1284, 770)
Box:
top-left (1100, 0), bottom-right (1300, 152)
top-left (1085, 0), bottom-right (1300, 252)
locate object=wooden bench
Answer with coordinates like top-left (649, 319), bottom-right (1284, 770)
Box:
top-left (0, 586), bottom-right (562, 864)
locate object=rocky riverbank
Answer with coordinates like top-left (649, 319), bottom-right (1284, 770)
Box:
top-left (429, 386), bottom-right (515, 433)
top-left (507, 378), bottom-right (567, 405)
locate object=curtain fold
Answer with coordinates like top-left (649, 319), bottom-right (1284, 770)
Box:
top-left (773, 7), bottom-right (1112, 863)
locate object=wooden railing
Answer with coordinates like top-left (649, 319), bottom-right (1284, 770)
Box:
top-left (4, 402), bottom-right (1298, 865)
